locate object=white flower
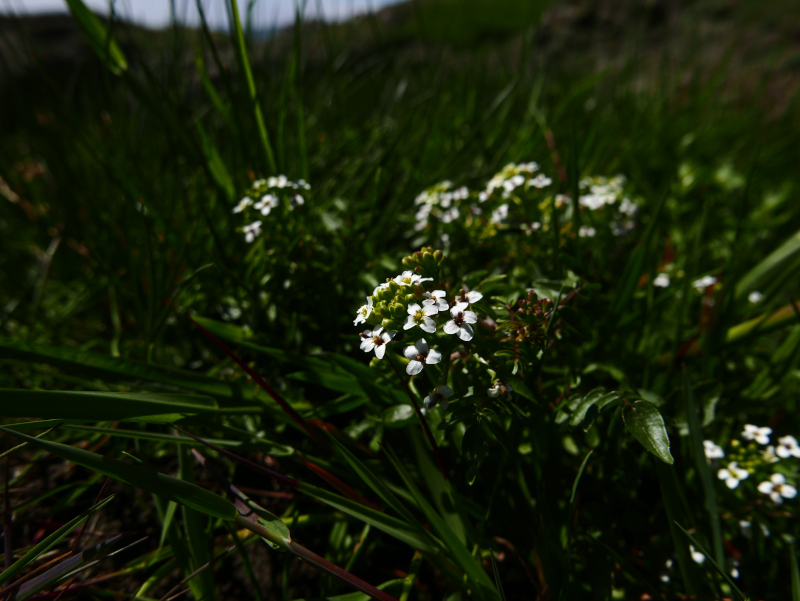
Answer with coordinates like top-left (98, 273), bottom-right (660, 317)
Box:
top-left (776, 435), bottom-right (800, 458)
top-left (254, 194), bottom-right (280, 216)
top-left (453, 186), bottom-right (469, 200)
top-left (423, 385), bottom-right (453, 413)
top-left (578, 226), bottom-right (596, 238)
top-left (292, 194), bottom-right (305, 207)
top-left (243, 220), bottom-right (262, 243)
top-left (403, 338), bottom-right (442, 376)
top-left (455, 289), bottom-right (483, 306)
top-left (487, 380), bottom-right (513, 401)
top-left (478, 191), bottom-right (489, 202)
top-left (441, 206), bottom-right (460, 223)
top-left (490, 204), bottom-right (509, 224)
top-left (578, 195), bottom-right (606, 210)
top-left (692, 275), bottom-right (717, 290)
top-left (359, 327), bottom-right (396, 360)
top-left (422, 290), bottom-right (449, 312)
top-left (717, 462), bottom-right (749, 489)
top-left (253, 178), bottom-right (267, 187)
top-left (520, 161), bottom-right (539, 172)
top-left (394, 271), bottom-right (432, 287)
top-left (757, 473), bottom-right (798, 504)
top-left (233, 197), bottom-right (252, 213)
top-left (763, 445), bottom-right (780, 463)
top-left (354, 297), bottom-right (374, 326)
top-left (529, 174), bottom-right (552, 188)
top-left (653, 273), bottom-right (670, 287)
top-left (404, 303), bottom-right (438, 333)
top-left (689, 546), bottom-right (705, 564)
top-left (739, 520), bottom-right (770, 538)
top-left (618, 198), bottom-right (638, 216)
top-left (268, 175), bottom-right (289, 188)
top-left (554, 194), bottom-right (570, 208)
top-left (748, 291), bottom-right (764, 304)
top-left (469, 204), bottom-right (482, 216)
top-left (444, 303), bottom-right (478, 341)
top-left (296, 179), bottom-right (311, 190)
top-left (703, 440), bottom-right (725, 460)
top-left (742, 424), bottom-right (771, 445)
top-left (373, 282), bottom-right (391, 296)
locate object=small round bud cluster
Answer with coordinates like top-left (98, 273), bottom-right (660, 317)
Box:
top-left (516, 291), bottom-right (552, 317)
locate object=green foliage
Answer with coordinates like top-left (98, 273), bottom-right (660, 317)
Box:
top-left (2, 0), bottom-right (800, 599)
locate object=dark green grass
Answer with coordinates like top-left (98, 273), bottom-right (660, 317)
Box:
top-left (1, 0), bottom-right (800, 599)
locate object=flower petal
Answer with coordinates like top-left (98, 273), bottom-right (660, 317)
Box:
top-left (458, 324), bottom-right (474, 341)
top-left (757, 481), bottom-right (774, 494)
top-left (404, 345), bottom-right (418, 360)
top-left (415, 338), bottom-right (429, 353)
top-left (403, 316), bottom-right (416, 330)
top-left (407, 303), bottom-right (421, 315)
top-left (420, 317), bottom-right (437, 333)
top-left (462, 310), bottom-right (478, 324)
top-left (443, 321), bottom-right (459, 335)
top-left (426, 348), bottom-right (442, 364)
top-left (382, 330), bottom-right (397, 342)
top-left (467, 291), bottom-right (483, 303)
top-left (770, 473), bottom-right (786, 485)
top-left (725, 478), bottom-right (739, 489)
top-left (406, 360), bottom-right (423, 376)
top-left (781, 485), bottom-right (797, 499)
top-left (374, 345), bottom-right (386, 360)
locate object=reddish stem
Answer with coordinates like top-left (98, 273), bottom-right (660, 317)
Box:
top-left (189, 317), bottom-right (331, 452)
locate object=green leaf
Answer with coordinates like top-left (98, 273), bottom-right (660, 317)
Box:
top-left (64, 0), bottom-right (128, 74)
top-left (791, 547), bottom-right (800, 601)
top-left (622, 400), bottom-right (674, 464)
top-left (381, 405), bottom-right (415, 425)
top-left (0, 389), bottom-right (218, 420)
top-left (0, 427), bottom-right (237, 520)
top-left (0, 495), bottom-right (114, 586)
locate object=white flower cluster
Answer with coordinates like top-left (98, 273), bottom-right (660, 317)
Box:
top-left (232, 175), bottom-right (311, 243)
top-left (706, 426), bottom-right (799, 503)
top-left (578, 174), bottom-right (638, 236)
top-left (414, 181), bottom-right (471, 231)
top-left (484, 162), bottom-right (552, 201)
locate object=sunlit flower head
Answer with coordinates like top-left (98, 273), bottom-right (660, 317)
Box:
top-left (354, 297), bottom-right (374, 326)
top-left (757, 473), bottom-right (797, 504)
top-left (444, 303), bottom-right (478, 341)
top-left (748, 291), bottom-right (764, 304)
top-left (404, 303), bottom-right (438, 334)
top-left (487, 380), bottom-right (513, 401)
top-left (703, 440), bottom-right (724, 461)
top-left (742, 424), bottom-right (771, 445)
top-left (233, 197), bottom-right (252, 213)
top-left (254, 194), bottom-right (280, 216)
top-left (578, 226), bottom-right (596, 238)
top-left (776, 435), bottom-right (800, 459)
top-left (717, 462), bottom-right (748, 489)
top-left (243, 220), bottom-right (262, 243)
top-left (692, 275), bottom-right (717, 291)
top-left (422, 290), bottom-right (449, 312)
top-left (654, 273), bottom-right (670, 288)
top-left (359, 327), bottom-right (396, 360)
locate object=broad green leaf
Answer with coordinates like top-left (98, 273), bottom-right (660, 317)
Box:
top-left (736, 227), bottom-right (800, 298)
top-left (0, 495), bottom-right (114, 586)
top-left (381, 404), bottom-right (415, 425)
top-left (622, 400), bottom-right (674, 464)
top-left (0, 389), bottom-right (218, 420)
top-left (64, 0), bottom-right (128, 74)
top-left (0, 427), bottom-right (237, 520)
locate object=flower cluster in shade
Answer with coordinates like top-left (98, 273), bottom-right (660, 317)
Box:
top-left (704, 425), bottom-right (799, 503)
top-left (412, 163), bottom-right (640, 242)
top-left (232, 175), bottom-right (311, 243)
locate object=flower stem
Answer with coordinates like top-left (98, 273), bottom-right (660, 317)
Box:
top-left (386, 352), bottom-right (449, 481)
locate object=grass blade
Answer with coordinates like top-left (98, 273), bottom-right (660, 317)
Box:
top-left (0, 427), bottom-right (237, 521)
top-left (0, 496), bottom-right (114, 587)
top-left (64, 0), bottom-right (128, 75)
top-left (672, 521), bottom-right (748, 601)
